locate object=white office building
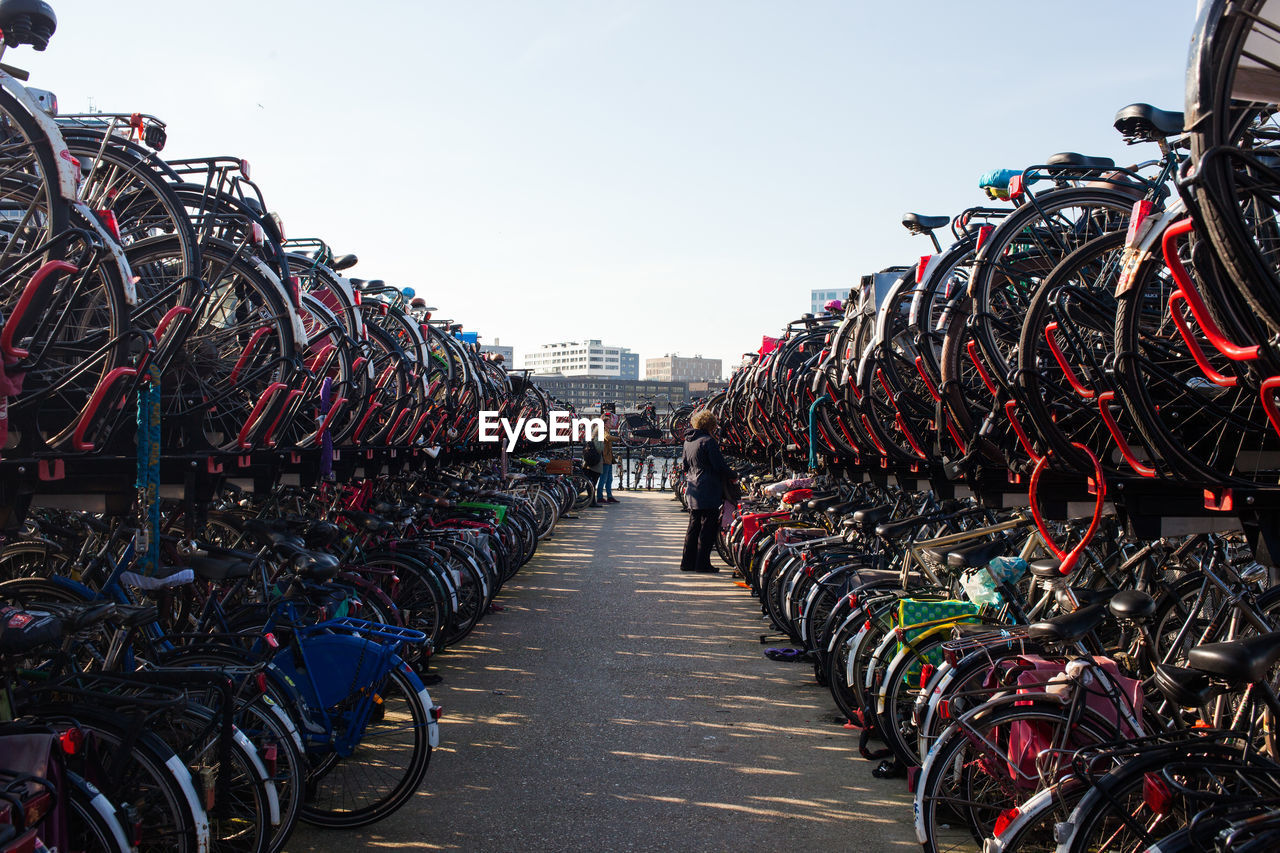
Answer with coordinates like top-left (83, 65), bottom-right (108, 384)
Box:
top-left (811, 288), bottom-right (848, 315)
top-left (522, 339), bottom-right (638, 378)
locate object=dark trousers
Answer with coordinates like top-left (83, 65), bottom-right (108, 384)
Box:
top-left (681, 505), bottom-right (721, 571)
top-left (586, 471), bottom-right (600, 505)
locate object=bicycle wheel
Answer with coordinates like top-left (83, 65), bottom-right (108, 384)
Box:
top-left (299, 664), bottom-right (432, 828)
top-left (152, 704), bottom-right (272, 853)
top-left (161, 240), bottom-right (297, 452)
top-left (65, 770), bottom-right (132, 853)
top-left (915, 700), bottom-right (1116, 853)
top-left (232, 695), bottom-right (305, 853)
top-left (1113, 238), bottom-right (1280, 486)
top-left (971, 189), bottom-right (1135, 395)
top-left (4, 219), bottom-right (131, 450)
top-left (1187, 0), bottom-right (1280, 338)
top-left (1016, 231), bottom-right (1157, 476)
top-left (438, 551), bottom-right (487, 648)
top-left (27, 705), bottom-right (203, 853)
top-left (0, 86), bottom-right (69, 272)
top-left (363, 553), bottom-right (448, 650)
top-left (63, 130), bottom-right (200, 274)
top-left (1060, 743), bottom-right (1280, 853)
top-left (987, 777), bottom-right (1088, 853)
top-left (0, 539), bottom-right (71, 581)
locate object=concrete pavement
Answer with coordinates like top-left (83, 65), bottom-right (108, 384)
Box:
top-left (288, 490), bottom-right (915, 852)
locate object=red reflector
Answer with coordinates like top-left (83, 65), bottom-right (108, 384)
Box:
top-left (95, 209), bottom-right (121, 242)
top-left (1008, 174), bottom-right (1024, 200)
top-left (975, 225), bottom-right (993, 252)
top-left (917, 255), bottom-right (931, 285)
top-left (59, 726), bottom-right (84, 755)
top-left (919, 663), bottom-right (936, 689)
top-left (993, 806), bottom-right (1021, 836)
top-left (1144, 772), bottom-right (1173, 816)
top-left (263, 633), bottom-right (279, 649)
top-left (1126, 199), bottom-right (1154, 247)
top-left (263, 742), bottom-right (278, 778)
top-left (939, 699), bottom-right (950, 720)
top-left (254, 672), bottom-right (269, 693)
top-left (430, 705), bottom-right (443, 721)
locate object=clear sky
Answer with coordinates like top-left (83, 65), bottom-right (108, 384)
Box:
top-left (27, 1), bottom-right (1195, 377)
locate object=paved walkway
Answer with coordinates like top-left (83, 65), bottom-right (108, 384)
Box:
top-left (289, 490), bottom-right (914, 852)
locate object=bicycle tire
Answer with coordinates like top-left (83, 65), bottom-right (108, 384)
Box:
top-left (298, 664), bottom-right (431, 828)
top-left (65, 770), bottom-right (133, 853)
top-left (915, 699), bottom-right (1116, 853)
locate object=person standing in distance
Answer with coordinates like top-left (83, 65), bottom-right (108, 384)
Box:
top-left (582, 431), bottom-right (604, 508)
top-left (598, 413), bottom-right (619, 504)
top-left (680, 409), bottom-right (735, 573)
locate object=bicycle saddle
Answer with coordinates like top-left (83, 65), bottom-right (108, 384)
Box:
top-left (946, 538), bottom-right (1007, 569)
top-left (1113, 103), bottom-right (1184, 141)
top-left (1045, 152), bottom-right (1116, 171)
top-left (1187, 630), bottom-right (1280, 685)
top-left (1153, 662), bottom-right (1221, 707)
top-left (288, 550), bottom-right (341, 582)
top-left (187, 553), bottom-right (253, 582)
top-left (902, 212), bottom-right (951, 233)
top-left (113, 603), bottom-right (159, 628)
top-left (852, 504), bottom-right (894, 529)
top-left (0, 0), bottom-right (55, 51)
top-left (337, 509), bottom-right (394, 534)
top-left (1108, 590), bottom-right (1156, 621)
top-left (373, 501), bottom-right (416, 522)
top-left (1026, 602), bottom-right (1108, 643)
top-left (25, 600), bottom-right (114, 632)
top-left (822, 500), bottom-right (860, 518)
top-left (1029, 557), bottom-right (1062, 579)
top-left (802, 493), bottom-right (841, 512)
top-left (303, 520), bottom-right (342, 549)
top-left (243, 518), bottom-right (307, 550)
top-left (876, 511), bottom-right (943, 541)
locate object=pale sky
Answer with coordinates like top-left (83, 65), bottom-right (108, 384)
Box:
top-left (29, 1), bottom-right (1194, 377)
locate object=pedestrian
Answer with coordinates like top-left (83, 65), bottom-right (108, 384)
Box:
top-left (679, 408), bottom-right (736, 573)
top-left (582, 432), bottom-right (604, 508)
top-left (598, 414), bottom-right (619, 504)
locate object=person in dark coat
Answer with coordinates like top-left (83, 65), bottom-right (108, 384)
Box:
top-left (680, 409), bottom-right (735, 573)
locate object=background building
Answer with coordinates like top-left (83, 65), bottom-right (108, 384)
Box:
top-left (479, 336), bottom-right (514, 364)
top-left (619, 350), bottom-right (639, 380)
top-left (645, 354), bottom-right (722, 382)
top-left (522, 339), bottom-right (637, 377)
top-left (532, 376), bottom-right (690, 414)
top-left (810, 288), bottom-right (848, 314)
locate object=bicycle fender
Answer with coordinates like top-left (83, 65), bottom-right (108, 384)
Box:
top-left (397, 660), bottom-right (440, 749)
top-left (70, 200), bottom-right (137, 305)
top-left (231, 726), bottom-right (280, 827)
top-left (0, 71), bottom-right (78, 200)
top-left (245, 254), bottom-right (308, 352)
top-left (163, 752), bottom-right (211, 853)
top-left (67, 772), bottom-right (133, 853)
